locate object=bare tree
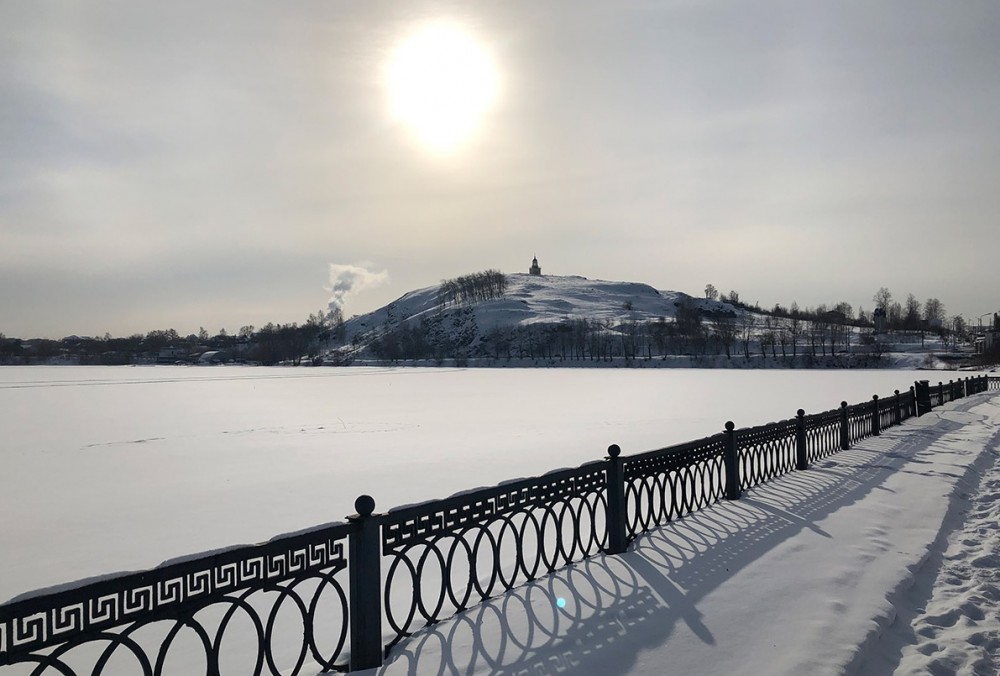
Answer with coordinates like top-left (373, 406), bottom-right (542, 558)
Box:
top-left (788, 315), bottom-right (802, 357)
top-left (776, 319), bottom-right (790, 358)
top-left (714, 315), bottom-right (739, 359)
top-left (832, 302), bottom-right (854, 322)
top-left (739, 313), bottom-right (756, 359)
top-left (873, 287), bottom-right (893, 314)
top-left (705, 284), bottom-right (719, 301)
top-left (924, 298), bottom-right (945, 326)
top-left (761, 315), bottom-right (778, 358)
top-left (888, 301), bottom-right (902, 329)
top-left (904, 294), bottom-right (922, 329)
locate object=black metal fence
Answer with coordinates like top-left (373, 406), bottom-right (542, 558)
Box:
top-left (1, 375), bottom-right (996, 674)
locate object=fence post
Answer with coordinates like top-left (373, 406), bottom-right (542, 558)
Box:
top-left (724, 421), bottom-right (741, 499)
top-left (871, 395), bottom-right (880, 436)
top-left (348, 495), bottom-right (383, 671)
top-left (839, 401), bottom-right (849, 450)
top-left (909, 386), bottom-right (917, 417)
top-left (795, 409), bottom-right (808, 470)
top-left (893, 390), bottom-right (901, 426)
top-left (938, 381), bottom-right (944, 406)
top-left (605, 444), bottom-right (628, 555)
top-left (915, 380), bottom-right (931, 415)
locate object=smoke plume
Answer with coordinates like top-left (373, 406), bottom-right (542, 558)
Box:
top-left (327, 263), bottom-right (390, 311)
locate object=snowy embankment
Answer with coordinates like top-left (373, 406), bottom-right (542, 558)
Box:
top-left (369, 393), bottom-right (1000, 676)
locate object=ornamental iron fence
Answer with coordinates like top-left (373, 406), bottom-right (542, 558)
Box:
top-left (0, 523), bottom-right (354, 675)
top-left (622, 434), bottom-right (726, 541)
top-left (0, 374), bottom-right (993, 674)
top-left (378, 461), bottom-right (609, 652)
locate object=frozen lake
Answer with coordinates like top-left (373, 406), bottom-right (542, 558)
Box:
top-left (0, 365), bottom-right (969, 602)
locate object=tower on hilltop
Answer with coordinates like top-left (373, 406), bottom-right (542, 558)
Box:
top-left (529, 256), bottom-right (542, 276)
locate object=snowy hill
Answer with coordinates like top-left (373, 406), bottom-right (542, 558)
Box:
top-left (324, 272), bottom-right (974, 368)
top-left (352, 274), bottom-right (735, 331)
top-left (333, 274), bottom-right (741, 359)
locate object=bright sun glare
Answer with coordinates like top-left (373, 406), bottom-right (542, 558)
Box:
top-left (385, 21), bottom-right (500, 154)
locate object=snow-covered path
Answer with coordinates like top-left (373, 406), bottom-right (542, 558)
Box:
top-left (368, 393), bottom-right (1000, 675)
top-left (855, 405), bottom-right (1000, 676)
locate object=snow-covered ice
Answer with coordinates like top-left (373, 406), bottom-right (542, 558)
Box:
top-left (0, 365), bottom-right (953, 604)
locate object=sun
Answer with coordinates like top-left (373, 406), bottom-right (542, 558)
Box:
top-left (384, 21), bottom-right (500, 154)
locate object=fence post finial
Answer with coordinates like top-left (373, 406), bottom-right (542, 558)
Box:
top-left (605, 444), bottom-right (627, 555)
top-left (724, 421), bottom-right (741, 499)
top-left (839, 401), bottom-right (850, 450)
top-left (348, 494), bottom-right (383, 671)
top-left (795, 409), bottom-right (808, 470)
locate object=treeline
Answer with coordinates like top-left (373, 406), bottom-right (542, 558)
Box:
top-left (438, 270), bottom-right (508, 307)
top-left (704, 284), bottom-right (958, 334)
top-left (364, 300), bottom-right (892, 365)
top-left (369, 309), bottom-right (479, 363)
top-left (0, 308), bottom-right (345, 367)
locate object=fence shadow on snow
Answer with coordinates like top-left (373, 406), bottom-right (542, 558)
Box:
top-left (0, 376), bottom-right (996, 675)
top-left (381, 397), bottom-right (984, 675)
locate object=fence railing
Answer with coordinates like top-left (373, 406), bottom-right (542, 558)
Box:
top-left (0, 523), bottom-right (354, 674)
top-left (0, 374), bottom-right (995, 674)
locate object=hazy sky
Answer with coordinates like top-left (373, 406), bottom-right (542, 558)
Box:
top-left (2, 1), bottom-right (999, 338)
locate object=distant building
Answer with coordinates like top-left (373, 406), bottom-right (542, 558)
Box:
top-left (820, 310), bottom-right (848, 324)
top-left (873, 307), bottom-right (887, 333)
top-left (529, 256), bottom-right (542, 276)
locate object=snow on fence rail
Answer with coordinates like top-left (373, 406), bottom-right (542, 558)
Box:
top-left (0, 375), bottom-right (996, 674)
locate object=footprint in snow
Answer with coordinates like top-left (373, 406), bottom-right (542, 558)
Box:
top-left (971, 554), bottom-right (1000, 568)
top-left (960, 601), bottom-right (986, 621)
top-left (923, 608), bottom-right (962, 628)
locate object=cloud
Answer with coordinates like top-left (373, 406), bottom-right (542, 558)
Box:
top-left (327, 263), bottom-right (390, 311)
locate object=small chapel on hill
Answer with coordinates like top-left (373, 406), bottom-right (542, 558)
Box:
top-left (529, 256), bottom-right (542, 276)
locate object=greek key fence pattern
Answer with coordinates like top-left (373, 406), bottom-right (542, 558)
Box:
top-left (0, 375), bottom-right (992, 674)
top-left (0, 524), bottom-right (353, 675)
